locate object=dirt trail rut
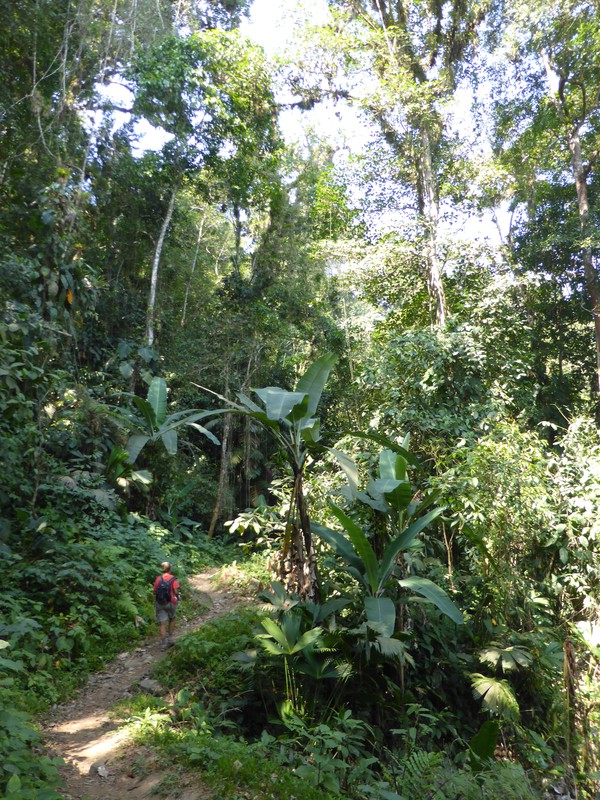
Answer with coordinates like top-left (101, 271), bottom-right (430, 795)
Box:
top-left (42, 570), bottom-right (239, 800)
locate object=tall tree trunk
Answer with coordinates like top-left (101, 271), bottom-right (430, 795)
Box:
top-left (418, 125), bottom-right (447, 327)
top-left (146, 184), bottom-right (177, 347)
top-left (180, 214), bottom-right (206, 328)
top-left (542, 53), bottom-right (600, 395)
top-left (207, 411), bottom-right (232, 538)
top-left (569, 131), bottom-right (600, 394)
top-left (208, 364), bottom-right (232, 538)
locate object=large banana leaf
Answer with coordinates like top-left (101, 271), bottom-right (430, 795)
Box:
top-left (160, 428), bottom-right (177, 455)
top-left (327, 447), bottom-right (359, 496)
top-left (328, 503), bottom-right (379, 595)
top-left (379, 449), bottom-right (407, 480)
top-left (399, 576), bottom-right (463, 624)
top-left (295, 352), bottom-right (337, 419)
top-left (372, 477), bottom-right (413, 512)
top-left (391, 506), bottom-right (444, 551)
top-left (126, 434), bottom-right (150, 463)
top-left (348, 430), bottom-right (419, 468)
top-left (254, 387), bottom-right (307, 421)
top-left (131, 396), bottom-right (157, 432)
top-left (187, 421), bottom-right (220, 445)
top-left (147, 376), bottom-right (167, 426)
top-left (311, 523), bottom-right (365, 577)
top-left (300, 418), bottom-right (321, 446)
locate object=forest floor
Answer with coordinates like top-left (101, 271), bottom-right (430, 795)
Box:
top-left (42, 570), bottom-right (242, 800)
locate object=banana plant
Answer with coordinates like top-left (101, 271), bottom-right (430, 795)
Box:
top-left (110, 376), bottom-right (218, 463)
top-left (313, 440), bottom-right (463, 634)
top-left (198, 353), bottom-right (338, 600)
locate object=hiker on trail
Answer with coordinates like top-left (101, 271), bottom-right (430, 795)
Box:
top-left (153, 561), bottom-right (181, 650)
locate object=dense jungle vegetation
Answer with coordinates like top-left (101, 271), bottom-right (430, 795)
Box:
top-left (3, 0), bottom-right (600, 797)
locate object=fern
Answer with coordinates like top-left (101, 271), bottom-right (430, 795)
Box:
top-left (397, 749), bottom-right (445, 799)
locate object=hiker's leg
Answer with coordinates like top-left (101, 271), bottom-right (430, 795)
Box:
top-left (167, 616), bottom-right (176, 645)
top-left (156, 606), bottom-right (168, 649)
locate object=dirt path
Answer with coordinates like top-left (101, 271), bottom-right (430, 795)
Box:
top-left (42, 570), bottom-right (239, 800)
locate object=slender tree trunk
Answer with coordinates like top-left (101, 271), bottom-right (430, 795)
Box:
top-left (232, 202), bottom-right (241, 277)
top-left (208, 364), bottom-right (231, 538)
top-left (569, 131), bottom-right (600, 394)
top-left (542, 53), bottom-right (600, 395)
top-left (207, 411), bottom-right (232, 538)
top-left (418, 125), bottom-right (447, 327)
top-left (180, 215), bottom-right (206, 328)
top-left (146, 184), bottom-right (177, 347)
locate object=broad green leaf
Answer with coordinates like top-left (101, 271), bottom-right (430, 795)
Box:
top-left (399, 576), bottom-right (463, 624)
top-left (147, 376), bottom-right (167, 425)
top-left (237, 391), bottom-right (263, 413)
top-left (329, 503), bottom-right (379, 595)
top-left (201, 406), bottom-right (279, 432)
top-left (379, 449), bottom-right (407, 480)
top-left (162, 409), bottom-right (212, 424)
top-left (295, 352), bottom-right (337, 418)
top-left (471, 673), bottom-right (520, 720)
top-left (260, 617), bottom-right (293, 650)
top-left (300, 419), bottom-right (321, 445)
top-left (365, 596), bottom-right (396, 637)
top-left (292, 627), bottom-right (323, 653)
top-left (358, 487), bottom-right (388, 513)
top-left (287, 394), bottom-right (310, 422)
top-left (372, 477), bottom-right (403, 495)
top-left (127, 434), bottom-right (150, 463)
top-left (372, 478), bottom-right (413, 512)
top-left (119, 362), bottom-right (134, 380)
top-left (469, 720), bottom-right (500, 765)
top-left (327, 447), bottom-right (359, 496)
top-left (257, 638), bottom-right (286, 656)
top-left (131, 470), bottom-right (153, 485)
top-left (253, 387), bottom-right (307, 421)
top-left (186, 421), bottom-right (220, 445)
top-left (131, 396), bottom-right (157, 432)
top-left (393, 507), bottom-right (444, 550)
top-left (378, 507), bottom-right (443, 585)
top-left (312, 523), bottom-right (364, 573)
top-left (160, 428), bottom-right (177, 455)
top-left (348, 430), bottom-right (420, 467)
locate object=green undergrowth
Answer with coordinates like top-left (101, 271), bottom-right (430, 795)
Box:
top-left (114, 595), bottom-right (541, 800)
top-left (0, 498), bottom-right (233, 800)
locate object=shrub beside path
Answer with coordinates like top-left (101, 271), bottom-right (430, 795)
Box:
top-left (42, 570), bottom-right (240, 800)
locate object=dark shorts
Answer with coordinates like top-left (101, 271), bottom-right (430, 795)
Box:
top-left (155, 602), bottom-right (176, 622)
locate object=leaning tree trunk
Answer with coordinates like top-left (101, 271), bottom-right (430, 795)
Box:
top-left (146, 184), bottom-right (177, 348)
